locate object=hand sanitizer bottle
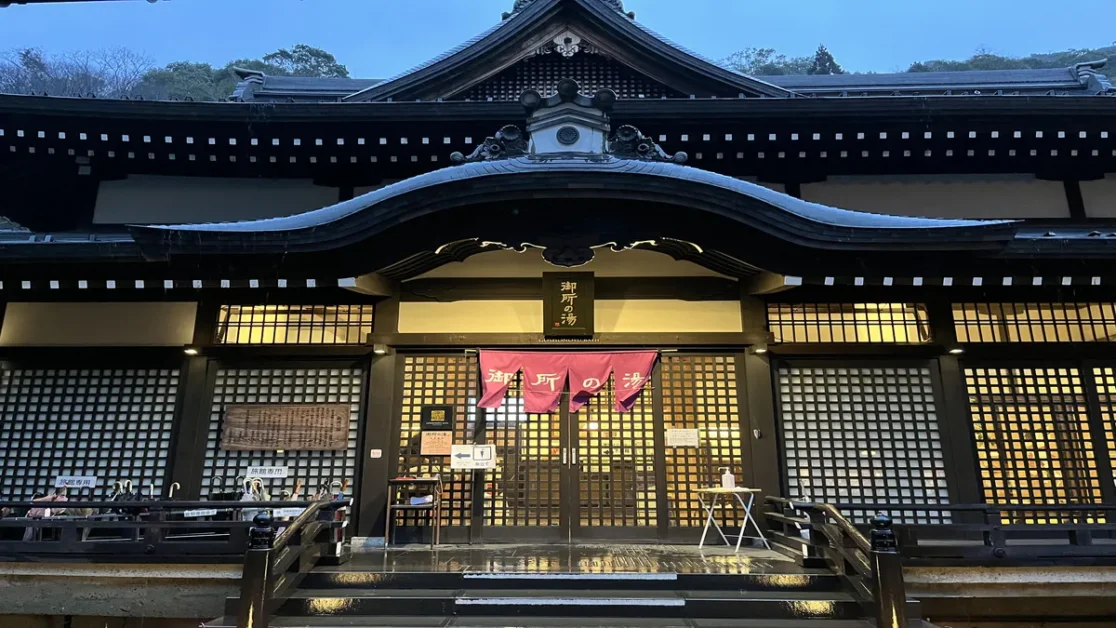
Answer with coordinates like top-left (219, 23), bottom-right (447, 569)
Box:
top-left (719, 467), bottom-right (736, 489)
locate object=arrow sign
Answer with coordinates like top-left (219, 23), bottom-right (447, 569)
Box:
top-left (450, 445), bottom-right (497, 470)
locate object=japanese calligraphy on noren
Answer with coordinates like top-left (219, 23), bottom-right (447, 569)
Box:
top-left (221, 404), bottom-right (349, 451)
top-left (543, 272), bottom-right (595, 337)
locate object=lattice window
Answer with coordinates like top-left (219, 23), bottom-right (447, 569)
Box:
top-left (575, 378), bottom-right (658, 528)
top-left (768, 303), bottom-right (931, 343)
top-left (398, 356), bottom-right (477, 528)
top-left (202, 367), bottom-right (362, 499)
top-left (662, 355), bottom-right (744, 528)
top-left (485, 380), bottom-right (561, 528)
top-left (966, 366), bottom-right (1104, 523)
top-left (0, 368), bottom-right (178, 501)
top-left (778, 365), bottom-right (951, 524)
top-left (215, 305), bottom-right (373, 345)
top-left (954, 303), bottom-right (1116, 343)
top-left (1095, 366), bottom-right (1116, 493)
top-left (456, 51), bottom-right (685, 102)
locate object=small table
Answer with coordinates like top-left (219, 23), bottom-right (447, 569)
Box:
top-left (695, 487), bottom-right (770, 552)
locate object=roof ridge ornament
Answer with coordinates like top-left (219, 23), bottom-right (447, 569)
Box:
top-left (450, 125), bottom-right (529, 163)
top-left (608, 125), bottom-right (687, 163)
top-left (505, 0), bottom-right (634, 20)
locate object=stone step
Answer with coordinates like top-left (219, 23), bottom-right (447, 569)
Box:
top-left (300, 569), bottom-right (843, 592)
top-left (203, 615), bottom-right (909, 627)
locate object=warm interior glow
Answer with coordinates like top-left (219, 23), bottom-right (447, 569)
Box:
top-left (954, 302), bottom-right (1116, 343)
top-left (215, 304), bottom-right (373, 345)
top-left (768, 303), bottom-right (931, 343)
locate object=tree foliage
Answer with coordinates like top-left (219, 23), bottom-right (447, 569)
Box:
top-left (808, 44), bottom-right (844, 75)
top-left (0, 43), bottom-right (349, 101)
top-left (724, 43), bottom-right (1116, 76)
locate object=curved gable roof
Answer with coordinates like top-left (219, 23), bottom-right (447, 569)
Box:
top-left (343, 0), bottom-right (793, 102)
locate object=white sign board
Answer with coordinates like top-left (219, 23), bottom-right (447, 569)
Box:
top-left (272, 508), bottom-right (305, 518)
top-left (183, 509), bottom-right (219, 518)
top-left (369, 449), bottom-right (383, 459)
top-left (247, 466), bottom-right (288, 478)
top-left (450, 444), bottom-right (496, 470)
top-left (666, 428), bottom-right (700, 448)
top-left (54, 475), bottom-right (98, 489)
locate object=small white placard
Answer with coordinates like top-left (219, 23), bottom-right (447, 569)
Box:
top-left (272, 508), bottom-right (305, 518)
top-left (183, 509), bottom-right (218, 518)
top-left (369, 449), bottom-right (383, 459)
top-left (54, 475), bottom-right (98, 489)
top-left (247, 466), bottom-right (288, 478)
top-left (666, 428), bottom-right (700, 448)
top-left (450, 444), bottom-right (497, 470)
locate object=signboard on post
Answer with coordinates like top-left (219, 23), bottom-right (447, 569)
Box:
top-left (543, 272), bottom-right (594, 337)
top-left (450, 444), bottom-right (497, 470)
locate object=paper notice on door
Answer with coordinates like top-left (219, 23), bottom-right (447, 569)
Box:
top-left (420, 430), bottom-right (453, 456)
top-left (666, 428), bottom-right (700, 448)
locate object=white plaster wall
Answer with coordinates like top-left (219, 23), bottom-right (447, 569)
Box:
top-left (0, 302), bottom-right (197, 346)
top-left (801, 175), bottom-right (1069, 218)
top-left (1082, 175), bottom-right (1116, 218)
top-left (93, 176), bottom-right (339, 224)
top-left (412, 249), bottom-right (731, 280)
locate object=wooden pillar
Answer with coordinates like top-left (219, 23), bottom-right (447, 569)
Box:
top-left (357, 294), bottom-right (400, 538)
top-left (739, 295), bottom-right (781, 496)
top-left (925, 301), bottom-right (983, 506)
top-left (165, 300), bottom-right (221, 499)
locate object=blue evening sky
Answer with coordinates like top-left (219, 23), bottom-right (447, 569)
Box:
top-left (0, 0), bottom-right (1112, 77)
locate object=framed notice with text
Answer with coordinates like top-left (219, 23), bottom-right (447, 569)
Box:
top-left (221, 404), bottom-right (350, 451)
top-left (543, 272), bottom-right (594, 337)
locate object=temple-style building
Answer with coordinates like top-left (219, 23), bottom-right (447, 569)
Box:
top-left (2, 1), bottom-right (1116, 626)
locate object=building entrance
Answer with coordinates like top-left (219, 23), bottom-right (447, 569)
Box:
top-left (394, 354), bottom-right (752, 544)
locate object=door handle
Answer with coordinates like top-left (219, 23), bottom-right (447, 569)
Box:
top-left (562, 448), bottom-right (567, 465)
top-left (571, 449), bottom-right (578, 466)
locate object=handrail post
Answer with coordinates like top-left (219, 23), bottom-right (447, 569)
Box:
top-left (237, 512), bottom-right (276, 628)
top-left (870, 512), bottom-right (908, 628)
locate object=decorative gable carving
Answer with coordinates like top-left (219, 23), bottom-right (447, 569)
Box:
top-left (455, 51), bottom-right (684, 102)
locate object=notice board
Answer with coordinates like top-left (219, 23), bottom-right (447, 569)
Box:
top-left (221, 404), bottom-right (350, 451)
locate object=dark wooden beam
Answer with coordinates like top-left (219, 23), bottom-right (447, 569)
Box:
top-left (741, 273), bottom-right (800, 296)
top-left (369, 331), bottom-right (771, 348)
top-left (400, 277), bottom-right (740, 302)
top-left (356, 294), bottom-right (399, 539)
top-left (345, 273), bottom-right (398, 298)
top-left (1064, 179), bottom-right (1087, 220)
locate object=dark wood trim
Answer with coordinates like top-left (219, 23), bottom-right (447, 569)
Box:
top-left (783, 182), bottom-right (803, 199)
top-left (357, 293), bottom-right (400, 538)
top-left (356, 354), bottom-right (396, 538)
top-left (650, 361), bottom-right (670, 542)
top-left (369, 331), bottom-right (770, 348)
top-left (1081, 363), bottom-right (1116, 504)
top-left (925, 301), bottom-right (984, 508)
top-left (166, 356), bottom-right (216, 500)
top-left (1064, 179), bottom-right (1087, 220)
top-left (742, 352), bottom-right (780, 496)
top-left (401, 277), bottom-right (741, 302)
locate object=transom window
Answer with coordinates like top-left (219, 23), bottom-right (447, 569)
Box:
top-left (954, 303), bottom-right (1116, 343)
top-left (768, 303), bottom-right (931, 343)
top-left (215, 305), bottom-right (373, 345)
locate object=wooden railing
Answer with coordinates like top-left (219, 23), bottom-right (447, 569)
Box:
top-left (765, 497), bottom-right (909, 628)
top-left (236, 500), bottom-right (351, 628)
top-left (0, 499), bottom-right (347, 562)
top-left (830, 503), bottom-right (1116, 566)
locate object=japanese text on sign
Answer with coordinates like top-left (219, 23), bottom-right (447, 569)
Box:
top-left (247, 466), bottom-right (288, 478)
top-left (54, 476), bottom-right (97, 489)
top-left (560, 281), bottom-right (578, 327)
top-left (221, 404), bottom-right (349, 451)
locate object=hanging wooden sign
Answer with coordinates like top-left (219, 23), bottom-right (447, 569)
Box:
top-left (221, 404), bottom-right (350, 451)
top-left (543, 272), bottom-right (595, 337)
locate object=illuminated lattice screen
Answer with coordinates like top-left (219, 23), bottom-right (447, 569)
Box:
top-left (768, 303), bottom-right (931, 343)
top-left (966, 366), bottom-right (1104, 524)
top-left (397, 356), bottom-right (477, 527)
top-left (486, 380), bottom-right (561, 528)
top-left (1096, 366), bottom-right (1116, 493)
top-left (202, 367), bottom-right (362, 499)
top-left (215, 305), bottom-right (373, 345)
top-left (954, 303), bottom-right (1116, 343)
top-left (778, 365), bottom-right (951, 524)
top-left (0, 368), bottom-right (178, 501)
top-left (662, 355), bottom-right (745, 528)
